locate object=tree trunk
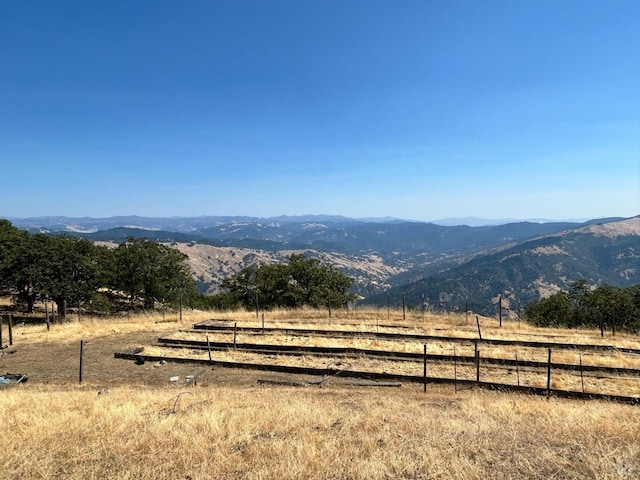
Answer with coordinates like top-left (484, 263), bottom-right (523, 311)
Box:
top-left (21, 285), bottom-right (36, 313)
top-left (144, 296), bottom-right (155, 310)
top-left (55, 298), bottom-right (67, 321)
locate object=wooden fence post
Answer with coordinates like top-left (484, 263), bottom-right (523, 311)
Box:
top-left (465, 299), bottom-right (468, 325)
top-left (423, 344), bottom-right (427, 393)
top-left (475, 348), bottom-right (480, 384)
top-left (579, 352), bottom-right (585, 394)
top-left (206, 335), bottom-right (212, 364)
top-left (599, 319), bottom-right (604, 338)
top-left (8, 314), bottom-right (13, 346)
top-left (453, 345), bottom-right (457, 393)
top-left (476, 316), bottom-right (482, 340)
top-left (611, 313), bottom-right (615, 337)
top-left (233, 322), bottom-right (237, 349)
top-left (79, 340), bottom-right (84, 384)
top-left (546, 348), bottom-right (552, 399)
top-left (255, 293), bottom-right (259, 319)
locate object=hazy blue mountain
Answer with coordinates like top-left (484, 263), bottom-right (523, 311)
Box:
top-left (431, 216), bottom-right (594, 227)
top-left (6, 214), bottom-right (395, 233)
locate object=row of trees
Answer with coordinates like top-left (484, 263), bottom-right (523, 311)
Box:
top-left (524, 279), bottom-right (640, 333)
top-left (0, 220), bottom-right (197, 317)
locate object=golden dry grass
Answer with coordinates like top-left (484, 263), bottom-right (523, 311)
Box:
top-left (167, 329), bottom-right (640, 369)
top-left (1, 307), bottom-right (640, 479)
top-left (151, 308), bottom-right (640, 397)
top-left (205, 308), bottom-right (640, 348)
top-left (1, 383), bottom-right (639, 479)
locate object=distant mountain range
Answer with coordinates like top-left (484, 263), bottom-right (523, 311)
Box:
top-left (6, 214), bottom-right (394, 234)
top-left (5, 214), bottom-right (639, 315)
top-left (430, 216), bottom-right (591, 227)
top-left (6, 214), bottom-right (593, 231)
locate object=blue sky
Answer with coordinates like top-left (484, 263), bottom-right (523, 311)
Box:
top-left (1, 0), bottom-right (638, 222)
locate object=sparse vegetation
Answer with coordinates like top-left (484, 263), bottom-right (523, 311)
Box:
top-left (1, 307), bottom-right (639, 479)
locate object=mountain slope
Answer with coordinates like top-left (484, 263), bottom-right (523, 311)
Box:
top-left (367, 217), bottom-right (640, 315)
top-left (195, 220), bottom-right (584, 257)
top-left (165, 243), bottom-right (402, 297)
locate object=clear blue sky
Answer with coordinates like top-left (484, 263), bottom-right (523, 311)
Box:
top-left (1, 1), bottom-right (639, 221)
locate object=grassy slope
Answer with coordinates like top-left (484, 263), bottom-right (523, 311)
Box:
top-left (0, 309), bottom-right (639, 479)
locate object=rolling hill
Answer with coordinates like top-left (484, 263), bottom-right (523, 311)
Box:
top-left (368, 217), bottom-right (640, 315)
top-left (6, 214), bottom-right (639, 314)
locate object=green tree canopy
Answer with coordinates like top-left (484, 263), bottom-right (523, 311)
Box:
top-left (0, 219), bottom-right (27, 283)
top-left (0, 225), bottom-right (45, 312)
top-left (525, 279), bottom-right (640, 333)
top-left (1, 220), bottom-right (199, 315)
top-left (40, 235), bottom-right (107, 317)
top-left (523, 291), bottom-right (572, 328)
top-left (0, 224), bottom-right (106, 315)
top-left (221, 254), bottom-right (357, 311)
top-left (109, 237), bottom-right (195, 309)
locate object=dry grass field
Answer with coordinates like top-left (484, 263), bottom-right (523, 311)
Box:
top-left (1, 307), bottom-right (639, 479)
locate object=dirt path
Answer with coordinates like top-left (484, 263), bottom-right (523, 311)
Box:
top-left (0, 323), bottom-right (267, 388)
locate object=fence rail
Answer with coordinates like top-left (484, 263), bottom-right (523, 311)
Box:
top-left (156, 336), bottom-right (640, 378)
top-left (112, 319), bottom-right (640, 404)
top-left (192, 322), bottom-right (640, 355)
top-left (114, 351), bottom-right (640, 404)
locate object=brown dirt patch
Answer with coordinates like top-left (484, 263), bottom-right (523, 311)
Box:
top-left (0, 322), bottom-right (270, 389)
